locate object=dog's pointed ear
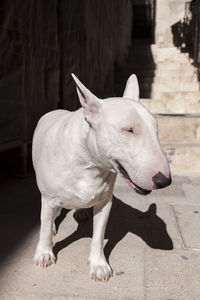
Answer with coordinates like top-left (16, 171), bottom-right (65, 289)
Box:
top-left (71, 73), bottom-right (101, 122)
top-left (123, 74), bottom-right (139, 102)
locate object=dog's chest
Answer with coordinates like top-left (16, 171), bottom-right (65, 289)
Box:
top-left (44, 167), bottom-right (114, 209)
top-left (74, 170), bottom-right (110, 201)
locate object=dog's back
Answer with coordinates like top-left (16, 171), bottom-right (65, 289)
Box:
top-left (32, 110), bottom-right (71, 169)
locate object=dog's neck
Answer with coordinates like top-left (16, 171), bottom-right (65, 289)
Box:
top-left (81, 117), bottom-right (112, 172)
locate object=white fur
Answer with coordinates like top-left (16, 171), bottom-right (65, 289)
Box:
top-left (33, 74), bottom-right (170, 281)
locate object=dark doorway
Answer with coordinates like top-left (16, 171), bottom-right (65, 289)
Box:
top-left (132, 0), bottom-right (155, 41)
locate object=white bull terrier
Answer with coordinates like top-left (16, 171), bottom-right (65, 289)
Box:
top-left (33, 73), bottom-right (171, 281)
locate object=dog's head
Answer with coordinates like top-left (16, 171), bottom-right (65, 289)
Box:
top-left (72, 73), bottom-right (171, 195)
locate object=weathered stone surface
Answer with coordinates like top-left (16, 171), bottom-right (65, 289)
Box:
top-left (156, 62), bottom-right (196, 71)
top-left (154, 76), bottom-right (198, 84)
top-left (141, 81), bottom-right (199, 92)
top-left (173, 205), bottom-right (200, 249)
top-left (145, 249), bottom-right (200, 300)
top-left (152, 91), bottom-right (200, 101)
top-left (157, 115), bottom-right (200, 142)
top-left (162, 142), bottom-right (200, 174)
top-left (155, 68), bottom-right (196, 77)
top-left (141, 98), bottom-right (200, 114)
top-left (1, 171), bottom-right (200, 299)
top-left (152, 82), bottom-right (199, 92)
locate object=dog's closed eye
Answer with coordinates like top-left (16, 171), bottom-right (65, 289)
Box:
top-left (127, 128), bottom-right (134, 133)
top-left (121, 127), bottom-right (136, 135)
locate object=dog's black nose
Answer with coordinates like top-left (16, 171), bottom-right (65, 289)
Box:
top-left (152, 172), bottom-right (172, 189)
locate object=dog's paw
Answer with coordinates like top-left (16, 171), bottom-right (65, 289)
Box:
top-left (73, 209), bottom-right (89, 222)
top-left (90, 262), bottom-right (113, 282)
top-left (34, 250), bottom-right (56, 268)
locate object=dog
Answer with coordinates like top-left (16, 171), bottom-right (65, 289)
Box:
top-left (33, 73), bottom-right (171, 281)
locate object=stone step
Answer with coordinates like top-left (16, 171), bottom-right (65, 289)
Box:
top-left (130, 53), bottom-right (190, 64)
top-left (117, 88), bottom-right (199, 101)
top-left (152, 49), bottom-right (190, 59)
top-left (153, 76), bottom-right (198, 84)
top-left (152, 48), bottom-right (188, 56)
top-left (156, 114), bottom-right (200, 143)
top-left (156, 62), bottom-right (195, 71)
top-left (151, 47), bottom-right (191, 61)
top-left (150, 45), bottom-right (180, 53)
top-left (140, 89), bottom-right (200, 100)
top-left (151, 82), bottom-right (199, 93)
top-left (155, 68), bottom-right (197, 77)
top-left (141, 98), bottom-right (200, 114)
top-left (153, 55), bottom-right (191, 64)
top-left (138, 79), bottom-right (199, 94)
top-left (152, 91), bottom-right (200, 101)
top-left (162, 142), bottom-right (200, 175)
top-left (153, 48), bottom-right (189, 57)
top-left (116, 67), bottom-right (197, 79)
top-left (138, 82), bottom-right (199, 93)
top-left (138, 76), bottom-right (198, 85)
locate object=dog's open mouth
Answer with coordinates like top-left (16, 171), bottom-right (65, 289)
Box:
top-left (115, 160), bottom-right (151, 195)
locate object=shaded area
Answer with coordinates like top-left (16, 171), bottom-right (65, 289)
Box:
top-left (0, 150), bottom-right (173, 267)
top-left (0, 173), bottom-right (41, 265)
top-left (132, 3), bottom-right (153, 40)
top-left (105, 198), bottom-right (173, 260)
top-left (0, 0), bottom-right (132, 144)
top-left (0, 145), bottom-right (40, 265)
top-left (54, 197), bottom-right (173, 261)
top-left (114, 41), bottom-right (156, 99)
top-left (114, 0), bottom-right (156, 99)
top-left (172, 0), bottom-right (200, 74)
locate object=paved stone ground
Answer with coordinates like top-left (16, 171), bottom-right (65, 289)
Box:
top-left (0, 172), bottom-right (200, 300)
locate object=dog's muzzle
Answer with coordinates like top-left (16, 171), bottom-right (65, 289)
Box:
top-left (115, 160), bottom-right (151, 196)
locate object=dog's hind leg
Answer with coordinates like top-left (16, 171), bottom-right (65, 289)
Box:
top-left (34, 195), bottom-right (58, 267)
top-left (73, 208), bottom-right (89, 222)
top-left (52, 207), bottom-right (62, 235)
top-left (88, 195), bottom-right (113, 281)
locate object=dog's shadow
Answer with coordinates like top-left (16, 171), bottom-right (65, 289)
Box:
top-left (53, 196), bottom-right (173, 261)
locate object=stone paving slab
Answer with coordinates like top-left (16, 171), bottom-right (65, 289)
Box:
top-left (0, 233), bottom-right (145, 300)
top-left (144, 249), bottom-right (200, 300)
top-left (146, 203), bottom-right (182, 250)
top-left (182, 183), bottom-right (200, 202)
top-left (1, 174), bottom-right (200, 299)
top-left (173, 205), bottom-right (200, 249)
top-left (0, 294), bottom-right (114, 300)
top-left (0, 207), bottom-right (145, 300)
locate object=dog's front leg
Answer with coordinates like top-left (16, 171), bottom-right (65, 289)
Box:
top-left (89, 195), bottom-right (113, 281)
top-left (34, 195), bottom-right (57, 267)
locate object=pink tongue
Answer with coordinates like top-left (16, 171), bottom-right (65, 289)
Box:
top-left (124, 177), bottom-right (137, 191)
